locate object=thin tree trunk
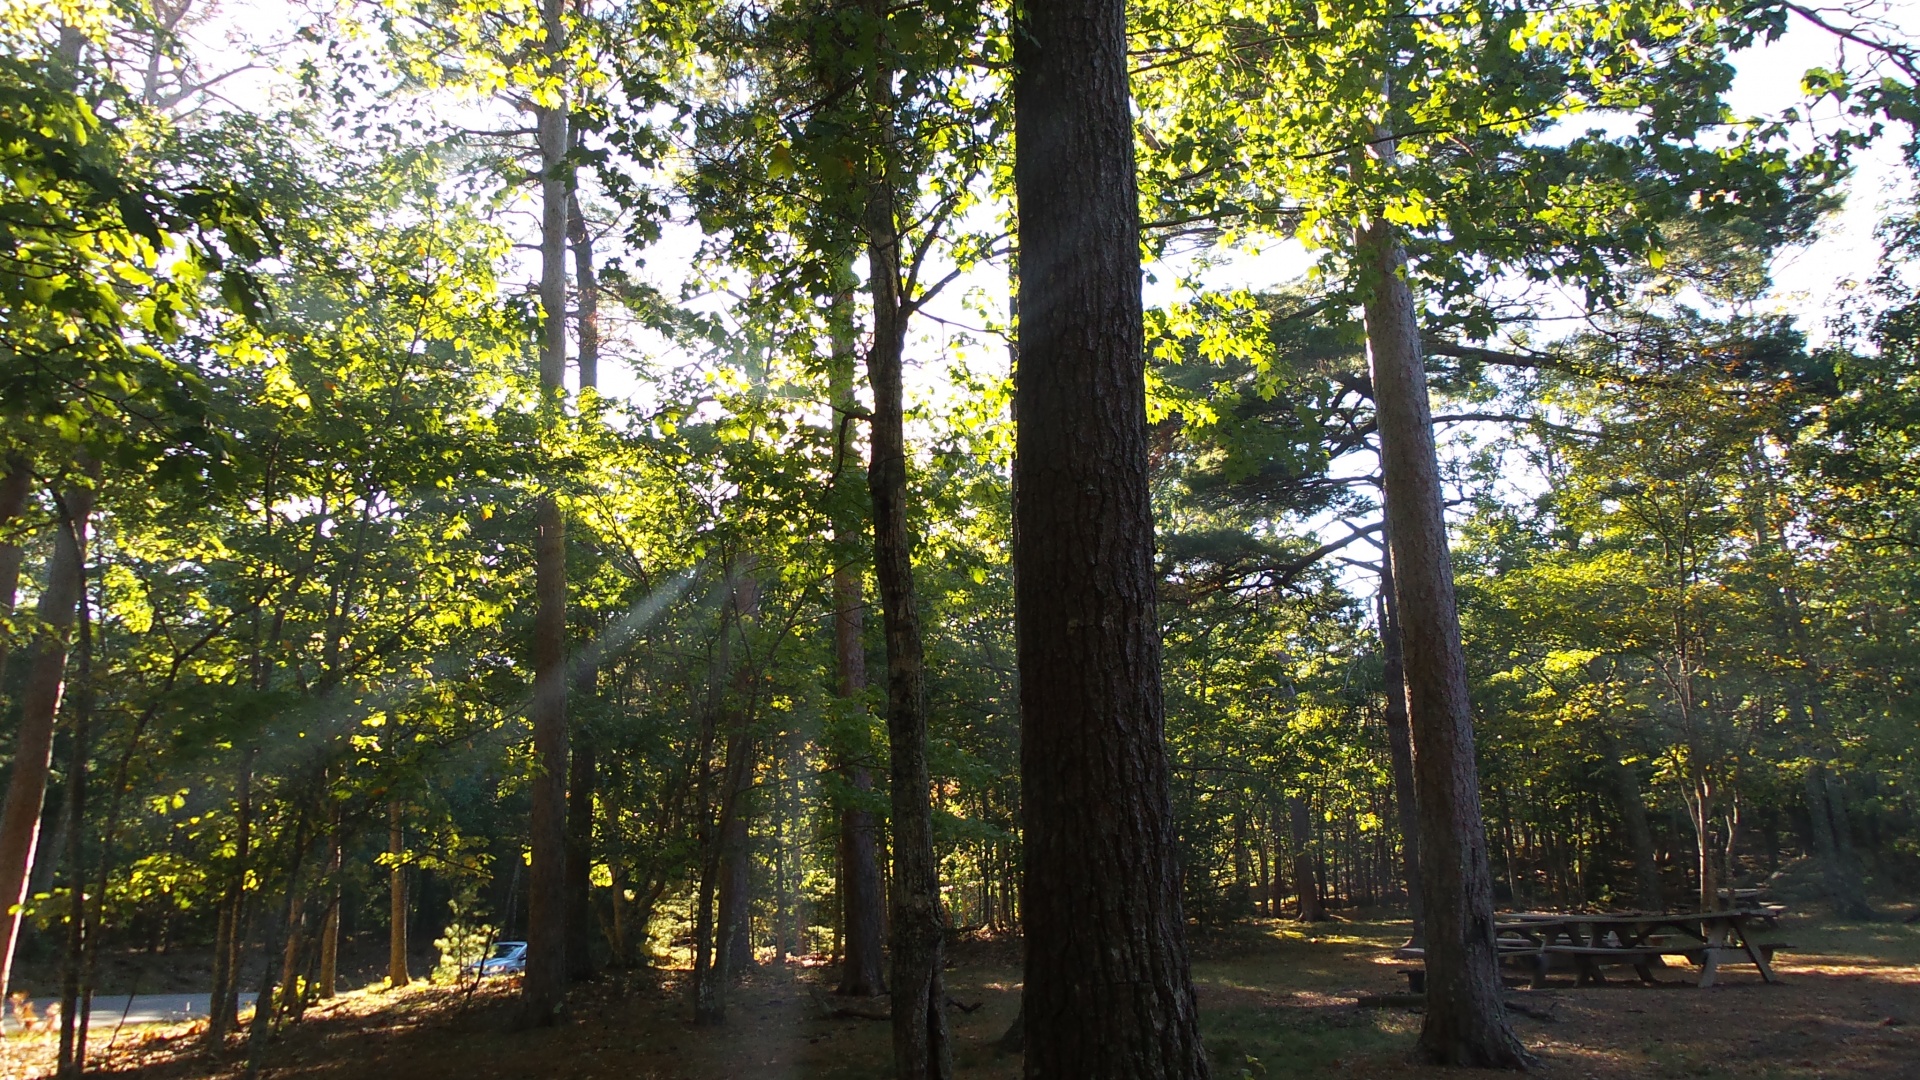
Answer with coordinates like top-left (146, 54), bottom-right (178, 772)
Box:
top-left (246, 814), bottom-right (311, 1080)
top-left (319, 829), bottom-right (341, 998)
top-left (603, 788), bottom-right (630, 966)
top-left (829, 288), bottom-right (886, 998)
top-left (690, 608), bottom-right (732, 1025)
top-left (207, 751), bottom-right (255, 1047)
top-left (1379, 550), bottom-right (1424, 946)
top-left (520, 0), bottom-right (571, 1028)
top-left (1359, 215), bottom-right (1527, 1067)
top-left (0, 454), bottom-right (32, 691)
top-left (0, 480), bottom-right (92, 1008)
top-left (860, 40), bottom-right (950, 1072)
top-left (1011, 1), bottom-right (1208, 1073)
top-left (563, 131), bottom-right (601, 988)
top-left (567, 190), bottom-right (599, 394)
top-left (56, 541), bottom-right (91, 1078)
top-left (387, 802), bottom-right (409, 987)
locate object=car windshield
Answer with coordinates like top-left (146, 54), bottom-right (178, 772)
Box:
top-left (490, 943), bottom-right (525, 959)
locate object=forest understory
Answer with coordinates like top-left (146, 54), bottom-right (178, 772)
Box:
top-left (1, 909), bottom-right (1914, 1080)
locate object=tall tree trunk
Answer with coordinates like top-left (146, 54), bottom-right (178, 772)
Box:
top-left (829, 288), bottom-right (887, 998)
top-left (567, 190), bottom-right (599, 394)
top-left (56, 545), bottom-right (91, 1079)
top-left (1379, 550), bottom-right (1424, 946)
top-left (858, 33), bottom-right (950, 1069)
top-left (0, 480), bottom-right (93, 1007)
top-left (566, 724), bottom-right (597, 982)
top-left (319, 825), bottom-right (341, 998)
top-left (1289, 794), bottom-right (1326, 922)
top-left (717, 729), bottom-right (754, 977)
top-left (563, 180), bottom-right (600, 984)
top-left (0, 454), bottom-right (32, 691)
top-left (690, 608), bottom-right (731, 1025)
top-left (388, 802), bottom-right (409, 987)
top-left (1359, 216), bottom-right (1527, 1068)
top-left (1011, 1), bottom-right (1208, 1073)
top-left (717, 570), bottom-right (759, 978)
top-left (521, 0), bottom-right (571, 1028)
top-left (207, 751), bottom-right (255, 1047)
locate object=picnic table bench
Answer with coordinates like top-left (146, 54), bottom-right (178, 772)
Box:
top-left (1499, 910), bottom-right (1789, 988)
top-left (1397, 908), bottom-right (1791, 990)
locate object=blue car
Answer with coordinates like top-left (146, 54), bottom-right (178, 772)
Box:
top-left (469, 941), bottom-right (527, 977)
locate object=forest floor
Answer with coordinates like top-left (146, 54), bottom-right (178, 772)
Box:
top-left (0, 905), bottom-right (1914, 1080)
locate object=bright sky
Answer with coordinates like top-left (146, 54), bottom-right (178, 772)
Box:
top-left (167, 0), bottom-right (1920, 446)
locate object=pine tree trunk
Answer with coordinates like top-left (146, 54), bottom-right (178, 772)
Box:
top-left (1011, 1), bottom-right (1208, 1072)
top-left (1379, 551), bottom-right (1424, 945)
top-left (829, 290), bottom-right (888, 997)
top-left (865, 165), bottom-right (951, 1080)
top-left (1359, 217), bottom-right (1527, 1068)
top-left (388, 802), bottom-right (409, 987)
top-left (521, 0), bottom-right (572, 1026)
top-left (0, 481), bottom-right (92, 1007)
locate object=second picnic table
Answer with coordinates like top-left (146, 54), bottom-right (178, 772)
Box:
top-left (1493, 909), bottom-right (1788, 988)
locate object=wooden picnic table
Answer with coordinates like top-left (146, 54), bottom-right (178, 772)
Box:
top-left (1492, 909), bottom-right (1788, 989)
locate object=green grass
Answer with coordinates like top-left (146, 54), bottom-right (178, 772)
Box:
top-left (1202, 1002), bottom-right (1413, 1079)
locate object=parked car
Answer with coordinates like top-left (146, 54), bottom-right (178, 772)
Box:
top-left (468, 941), bottom-right (527, 977)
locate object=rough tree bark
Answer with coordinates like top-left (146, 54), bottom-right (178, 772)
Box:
top-left (865, 166), bottom-right (950, 1078)
top-left (1011, 0), bottom-right (1209, 1073)
top-left (0, 480), bottom-right (93, 1008)
top-left (828, 287), bottom-right (887, 998)
top-left (1359, 215), bottom-right (1528, 1068)
top-left (521, 0), bottom-right (571, 1023)
top-left (1378, 548), bottom-right (1424, 945)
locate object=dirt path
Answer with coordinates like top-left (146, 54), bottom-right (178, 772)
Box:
top-left (0, 912), bottom-right (1910, 1080)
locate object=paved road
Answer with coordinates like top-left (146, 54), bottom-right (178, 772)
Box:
top-left (3, 993), bottom-right (259, 1034)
